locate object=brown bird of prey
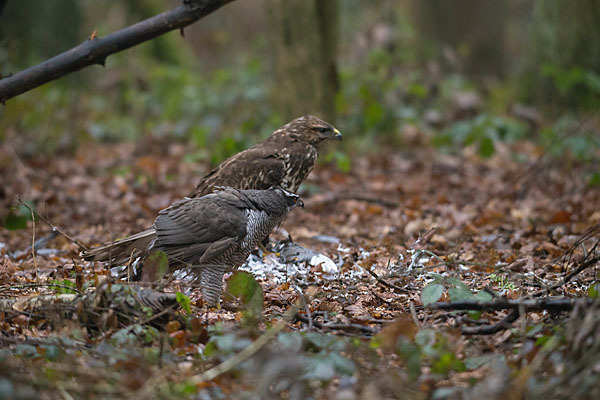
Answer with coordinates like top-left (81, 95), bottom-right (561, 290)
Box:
top-left (190, 115), bottom-right (342, 197)
top-left (82, 187), bottom-right (303, 306)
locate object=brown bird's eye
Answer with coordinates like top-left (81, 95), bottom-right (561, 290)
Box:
top-left (316, 127), bottom-right (328, 133)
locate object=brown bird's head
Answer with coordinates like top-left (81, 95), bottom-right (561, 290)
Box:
top-left (272, 115), bottom-right (342, 149)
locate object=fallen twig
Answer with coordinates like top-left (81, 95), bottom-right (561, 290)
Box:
top-left (367, 267), bottom-right (409, 293)
top-left (428, 297), bottom-right (580, 335)
top-left (413, 227), bottom-right (437, 248)
top-left (295, 287), bottom-right (313, 331)
top-left (429, 250), bottom-right (600, 335)
top-left (109, 306), bottom-right (174, 337)
top-left (461, 309), bottom-right (520, 335)
top-left (409, 301), bottom-right (420, 328)
top-left (426, 297), bottom-right (578, 313)
top-left (531, 255), bottom-right (600, 297)
top-left (17, 197), bottom-right (88, 251)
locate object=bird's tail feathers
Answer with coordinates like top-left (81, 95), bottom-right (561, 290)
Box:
top-left (81, 228), bottom-right (156, 265)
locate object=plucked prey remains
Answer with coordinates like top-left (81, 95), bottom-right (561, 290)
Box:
top-left (82, 187), bottom-right (303, 306)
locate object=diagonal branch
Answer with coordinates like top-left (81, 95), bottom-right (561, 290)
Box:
top-left (0, 0), bottom-right (235, 103)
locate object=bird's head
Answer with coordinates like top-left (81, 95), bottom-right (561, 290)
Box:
top-left (270, 186), bottom-right (304, 211)
top-left (277, 115), bottom-right (342, 148)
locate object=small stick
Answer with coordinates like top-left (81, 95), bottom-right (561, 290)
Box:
top-left (413, 227), bottom-right (437, 247)
top-left (426, 298), bottom-right (577, 312)
top-left (158, 332), bottom-right (165, 369)
top-left (295, 287), bottom-right (313, 331)
top-left (367, 267), bottom-right (409, 293)
top-left (17, 197), bottom-right (88, 251)
top-left (29, 205), bottom-right (38, 282)
top-left (461, 309), bottom-right (519, 335)
top-left (531, 255), bottom-right (600, 297)
top-left (409, 301), bottom-right (420, 328)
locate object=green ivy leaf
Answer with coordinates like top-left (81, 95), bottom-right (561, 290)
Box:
top-left (421, 283), bottom-right (444, 306)
top-left (448, 287), bottom-right (474, 301)
top-left (176, 292), bottom-right (191, 314)
top-left (226, 271), bottom-right (263, 322)
top-left (50, 279), bottom-right (77, 295)
top-left (588, 282), bottom-right (600, 298)
top-left (42, 345), bottom-right (60, 362)
top-left (588, 172), bottom-right (600, 187)
top-left (329, 352), bottom-right (356, 375)
top-left (464, 354), bottom-right (496, 370)
top-left (478, 136), bottom-right (495, 158)
top-left (467, 311), bottom-right (482, 320)
top-left (475, 290), bottom-right (494, 301)
top-left (446, 277), bottom-right (471, 292)
top-left (4, 214), bottom-right (28, 230)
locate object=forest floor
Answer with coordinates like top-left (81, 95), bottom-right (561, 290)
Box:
top-left (1, 137), bottom-right (599, 399)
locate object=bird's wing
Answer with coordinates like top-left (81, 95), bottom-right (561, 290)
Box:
top-left (192, 146), bottom-right (287, 196)
top-left (153, 197), bottom-right (247, 265)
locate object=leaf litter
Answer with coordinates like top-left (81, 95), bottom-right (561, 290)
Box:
top-left (1, 137), bottom-right (599, 398)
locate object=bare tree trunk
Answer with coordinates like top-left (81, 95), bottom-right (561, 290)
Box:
top-left (526, 0), bottom-right (600, 109)
top-left (411, 0), bottom-right (507, 78)
top-left (265, 0), bottom-right (339, 123)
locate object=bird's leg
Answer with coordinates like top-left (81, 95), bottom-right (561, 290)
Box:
top-left (199, 265), bottom-right (227, 308)
top-left (258, 240), bottom-right (270, 255)
top-left (259, 235), bottom-right (271, 253)
top-left (258, 235), bottom-right (282, 257)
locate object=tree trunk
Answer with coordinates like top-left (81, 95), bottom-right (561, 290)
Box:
top-left (411, 0), bottom-right (507, 78)
top-left (525, 0), bottom-right (600, 109)
top-left (265, 0), bottom-right (339, 123)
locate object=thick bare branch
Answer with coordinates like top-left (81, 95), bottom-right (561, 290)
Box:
top-left (0, 0), bottom-right (235, 103)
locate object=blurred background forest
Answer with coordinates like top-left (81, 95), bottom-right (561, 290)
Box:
top-left (1, 2), bottom-right (600, 398)
top-left (1, 0), bottom-right (599, 166)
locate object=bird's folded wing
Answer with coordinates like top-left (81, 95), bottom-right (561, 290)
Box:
top-left (192, 150), bottom-right (286, 196)
top-left (154, 197), bottom-right (248, 265)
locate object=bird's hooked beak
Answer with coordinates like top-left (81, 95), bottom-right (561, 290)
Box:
top-left (333, 128), bottom-right (342, 141)
top-left (297, 198), bottom-right (304, 208)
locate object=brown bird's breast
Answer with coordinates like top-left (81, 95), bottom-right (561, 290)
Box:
top-left (280, 142), bottom-right (318, 193)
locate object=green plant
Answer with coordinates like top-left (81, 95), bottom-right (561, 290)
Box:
top-left (421, 273), bottom-right (493, 307)
top-left (539, 115), bottom-right (600, 161)
top-left (488, 273), bottom-right (517, 292)
top-left (226, 271), bottom-right (263, 327)
top-left (4, 203), bottom-right (33, 230)
top-left (541, 65), bottom-right (600, 110)
top-left (433, 113), bottom-right (528, 157)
